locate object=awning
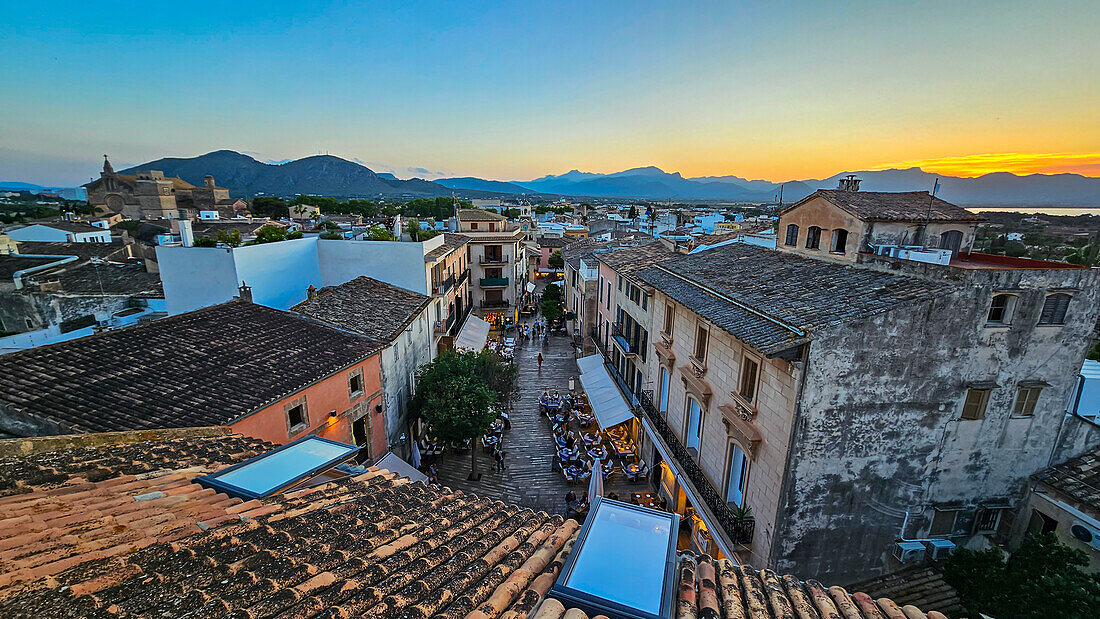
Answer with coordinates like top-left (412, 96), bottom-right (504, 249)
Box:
top-left (525, 282), bottom-right (536, 293)
top-left (375, 451), bottom-right (428, 483)
top-left (455, 316), bottom-right (491, 351)
top-left (576, 354), bottom-right (634, 429)
top-left (589, 457), bottom-right (604, 498)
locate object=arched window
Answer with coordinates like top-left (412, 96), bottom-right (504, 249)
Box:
top-left (726, 443), bottom-right (749, 506)
top-left (784, 224), bottom-right (799, 247)
top-left (940, 230), bottom-right (964, 256)
top-left (1038, 293), bottom-right (1071, 325)
top-left (686, 397), bottom-right (703, 453)
top-left (805, 226), bottom-right (821, 250)
top-left (831, 228), bottom-right (849, 254)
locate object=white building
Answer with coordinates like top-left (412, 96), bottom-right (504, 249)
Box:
top-left (6, 222), bottom-right (111, 243)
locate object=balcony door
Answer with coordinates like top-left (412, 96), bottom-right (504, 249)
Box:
top-left (659, 367), bottom-right (670, 413)
top-left (726, 444), bottom-right (748, 506)
top-left (686, 397), bottom-right (702, 452)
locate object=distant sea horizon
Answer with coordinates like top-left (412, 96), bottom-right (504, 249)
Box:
top-left (965, 206), bottom-right (1100, 216)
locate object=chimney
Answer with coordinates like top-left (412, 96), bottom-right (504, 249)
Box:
top-left (838, 174), bottom-right (861, 191)
top-left (306, 284), bottom-right (317, 300)
top-left (204, 175), bottom-right (215, 188)
top-left (238, 281), bottom-right (253, 303)
top-left (179, 219), bottom-right (194, 247)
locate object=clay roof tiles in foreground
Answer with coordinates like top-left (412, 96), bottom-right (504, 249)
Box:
top-left (0, 429), bottom-right (952, 618)
top-left (0, 429), bottom-right (579, 619)
top-left (291, 275), bottom-right (433, 343)
top-left (792, 189), bottom-right (982, 223)
top-left (0, 301), bottom-right (382, 434)
top-left (637, 243), bottom-right (954, 355)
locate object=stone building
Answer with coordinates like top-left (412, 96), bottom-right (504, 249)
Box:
top-left (587, 188), bottom-right (1100, 584)
top-left (86, 156), bottom-right (242, 221)
top-left (454, 208), bottom-right (526, 326)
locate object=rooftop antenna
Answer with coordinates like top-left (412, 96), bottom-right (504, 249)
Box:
top-left (923, 177), bottom-right (940, 246)
top-left (778, 183), bottom-right (784, 208)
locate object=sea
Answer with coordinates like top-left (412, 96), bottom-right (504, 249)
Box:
top-left (966, 206), bottom-right (1100, 216)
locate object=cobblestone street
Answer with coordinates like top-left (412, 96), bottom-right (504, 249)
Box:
top-left (434, 318), bottom-right (639, 517)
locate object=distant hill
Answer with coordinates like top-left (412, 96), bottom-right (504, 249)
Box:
top-left (118, 151), bottom-right (458, 199)
top-left (0, 182), bottom-right (44, 191)
top-left (435, 177), bottom-right (532, 194)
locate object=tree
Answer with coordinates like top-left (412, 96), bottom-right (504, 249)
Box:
top-left (548, 249), bottom-right (564, 270)
top-left (320, 231), bottom-right (344, 240)
top-left (541, 283), bottom-right (563, 321)
top-left (944, 532), bottom-right (1100, 619)
top-left (287, 230), bottom-right (303, 239)
top-left (215, 229), bottom-right (242, 247)
top-left (413, 351), bottom-right (499, 480)
top-left (193, 237), bottom-right (217, 247)
top-left (365, 226), bottom-right (397, 241)
top-left (252, 224), bottom-right (289, 244)
top-left (405, 218), bottom-right (422, 241)
top-left (251, 197), bottom-right (289, 218)
top-left (628, 204), bottom-right (639, 220)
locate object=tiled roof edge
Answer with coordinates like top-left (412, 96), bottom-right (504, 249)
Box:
top-left (0, 426), bottom-right (232, 459)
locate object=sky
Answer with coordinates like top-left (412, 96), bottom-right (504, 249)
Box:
top-left (1, 1), bottom-right (1098, 186)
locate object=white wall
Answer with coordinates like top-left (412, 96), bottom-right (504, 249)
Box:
top-left (318, 239), bottom-right (430, 295)
top-left (232, 237), bottom-right (321, 309)
top-left (156, 245), bottom-right (244, 314)
top-left (8, 225), bottom-right (73, 243)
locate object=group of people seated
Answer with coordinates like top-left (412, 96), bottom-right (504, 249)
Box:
top-left (565, 490), bottom-right (590, 520)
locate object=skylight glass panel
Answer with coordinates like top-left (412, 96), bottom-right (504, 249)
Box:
top-left (550, 498), bottom-right (678, 619)
top-left (197, 436), bottom-right (359, 499)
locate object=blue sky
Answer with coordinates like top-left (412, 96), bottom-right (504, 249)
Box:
top-left (2, 1), bottom-right (1098, 185)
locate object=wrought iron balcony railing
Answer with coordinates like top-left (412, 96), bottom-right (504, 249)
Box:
top-left (479, 277), bottom-right (509, 288)
top-left (479, 254), bottom-right (509, 265)
top-left (480, 299), bottom-right (511, 309)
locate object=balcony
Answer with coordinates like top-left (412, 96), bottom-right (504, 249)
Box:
top-left (479, 277), bottom-right (509, 288)
top-left (480, 254), bottom-right (509, 265)
top-left (456, 269), bottom-right (470, 286)
top-left (434, 320), bottom-right (447, 335)
top-left (432, 274), bottom-right (455, 296)
top-left (611, 323), bottom-right (637, 356)
top-left (480, 299), bottom-right (511, 309)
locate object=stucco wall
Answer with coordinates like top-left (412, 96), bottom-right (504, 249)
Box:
top-left (773, 265), bottom-right (1100, 583)
top-left (156, 245), bottom-right (248, 314)
top-left (318, 239), bottom-right (429, 295)
top-left (380, 307), bottom-right (435, 458)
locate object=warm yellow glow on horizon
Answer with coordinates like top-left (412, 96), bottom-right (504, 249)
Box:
top-left (869, 153), bottom-right (1100, 178)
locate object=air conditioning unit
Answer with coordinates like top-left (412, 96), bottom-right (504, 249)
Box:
top-left (1070, 521), bottom-right (1100, 551)
top-left (924, 539), bottom-right (956, 561)
top-left (892, 541), bottom-right (926, 563)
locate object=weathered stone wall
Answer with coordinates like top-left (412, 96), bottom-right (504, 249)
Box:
top-left (773, 265), bottom-right (1100, 583)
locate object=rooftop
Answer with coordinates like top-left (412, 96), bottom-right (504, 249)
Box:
top-left (0, 255), bottom-right (63, 281)
top-left (538, 236), bottom-right (571, 249)
top-left (13, 241), bottom-right (127, 261)
top-left (17, 220), bottom-right (106, 234)
top-left (596, 240), bottom-right (675, 282)
top-left (425, 233), bottom-right (469, 260)
top-left (0, 429), bottom-right (949, 619)
top-left (788, 189), bottom-right (983, 223)
top-left (458, 208), bottom-right (506, 222)
top-left (25, 260), bottom-right (163, 296)
top-left (638, 243), bottom-right (953, 355)
top-left (1037, 443), bottom-right (1100, 510)
top-left (0, 301), bottom-right (382, 434)
top-left (291, 276), bottom-right (433, 343)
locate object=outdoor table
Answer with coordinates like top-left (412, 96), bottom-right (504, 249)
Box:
top-left (632, 491), bottom-right (658, 509)
top-left (613, 441), bottom-right (635, 458)
top-left (587, 447), bottom-right (607, 461)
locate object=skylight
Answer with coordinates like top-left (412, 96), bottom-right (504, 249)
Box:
top-left (195, 436), bottom-right (359, 499)
top-left (549, 497), bottom-right (678, 619)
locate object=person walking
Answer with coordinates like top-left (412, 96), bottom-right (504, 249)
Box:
top-left (493, 448), bottom-right (506, 472)
top-left (537, 352), bottom-right (544, 369)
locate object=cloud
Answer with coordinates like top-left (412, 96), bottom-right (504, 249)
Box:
top-left (872, 153), bottom-right (1100, 178)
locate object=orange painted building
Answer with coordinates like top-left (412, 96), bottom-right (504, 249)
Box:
top-left (228, 353), bottom-right (387, 457)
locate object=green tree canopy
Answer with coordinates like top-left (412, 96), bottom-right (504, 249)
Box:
top-left (214, 228), bottom-right (242, 247)
top-left (414, 350), bottom-right (506, 479)
top-left (945, 532), bottom-right (1100, 619)
top-left (193, 237), bottom-right (217, 247)
top-left (365, 226), bottom-right (397, 241)
top-left (541, 283), bottom-right (563, 321)
top-left (250, 196), bottom-right (289, 218)
top-left (548, 249), bottom-right (564, 270)
top-left (252, 225), bottom-right (289, 244)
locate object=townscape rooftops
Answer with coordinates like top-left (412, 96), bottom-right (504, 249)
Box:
top-left (26, 259), bottom-right (163, 296)
top-left (425, 233), bottom-right (470, 260)
top-left (113, 173), bottom-right (197, 191)
top-left (0, 301), bottom-right (382, 434)
top-left (792, 189), bottom-right (983, 223)
top-left (637, 243), bottom-right (953, 355)
top-left (0, 254), bottom-right (68, 280)
top-left (291, 276), bottom-right (433, 343)
top-left (595, 240), bottom-right (675, 280)
top-left (19, 220), bottom-right (105, 233)
top-left (14, 240), bottom-right (127, 261)
top-left (537, 236), bottom-right (570, 249)
top-left (0, 429), bottom-right (948, 619)
top-left (458, 207), bottom-right (507, 222)
top-left (1037, 443), bottom-right (1100, 510)
top-left (191, 219), bottom-right (283, 238)
top-left (0, 429), bottom-right (580, 619)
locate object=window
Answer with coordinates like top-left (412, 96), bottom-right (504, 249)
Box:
top-left (961, 388), bottom-right (991, 420)
top-left (784, 224), bottom-right (799, 247)
top-left (739, 356), bottom-right (760, 402)
top-left (975, 508), bottom-right (1001, 534)
top-left (686, 398), bottom-right (703, 452)
top-left (195, 436), bottom-right (360, 500)
top-left (1038, 293), bottom-right (1071, 325)
top-left (830, 228), bottom-right (849, 254)
top-left (987, 294), bottom-right (1015, 325)
top-left (659, 367), bottom-right (670, 413)
top-left (1027, 509), bottom-right (1058, 535)
top-left (471, 222), bottom-right (478, 230)
top-left (663, 304), bottom-right (674, 335)
top-left (348, 370), bottom-right (365, 398)
top-left (929, 509), bottom-right (959, 537)
top-left (726, 444), bottom-right (749, 506)
top-left (1013, 386), bottom-right (1041, 417)
top-left (488, 223), bottom-right (496, 231)
top-left (618, 276), bottom-right (623, 292)
top-left (286, 401), bottom-right (309, 433)
top-left (693, 325), bottom-right (708, 362)
top-left (805, 226), bottom-right (821, 250)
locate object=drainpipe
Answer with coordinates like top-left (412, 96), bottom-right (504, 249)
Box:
top-left (11, 255), bottom-right (78, 289)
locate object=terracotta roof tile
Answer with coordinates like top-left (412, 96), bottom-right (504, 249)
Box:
top-left (1036, 443), bottom-right (1100, 510)
top-left (291, 275), bottom-right (432, 343)
top-left (789, 190), bottom-right (982, 223)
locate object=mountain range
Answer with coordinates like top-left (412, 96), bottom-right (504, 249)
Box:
top-left (108, 150), bottom-right (1100, 206)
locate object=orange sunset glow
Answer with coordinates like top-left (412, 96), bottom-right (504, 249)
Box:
top-left (871, 153), bottom-right (1100, 178)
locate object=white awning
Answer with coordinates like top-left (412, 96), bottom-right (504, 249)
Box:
top-left (525, 282), bottom-right (536, 293)
top-left (455, 316), bottom-right (491, 351)
top-left (577, 354), bottom-right (634, 429)
top-left (375, 451), bottom-right (428, 483)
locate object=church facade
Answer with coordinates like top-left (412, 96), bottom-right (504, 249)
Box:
top-left (86, 156), bottom-right (244, 221)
